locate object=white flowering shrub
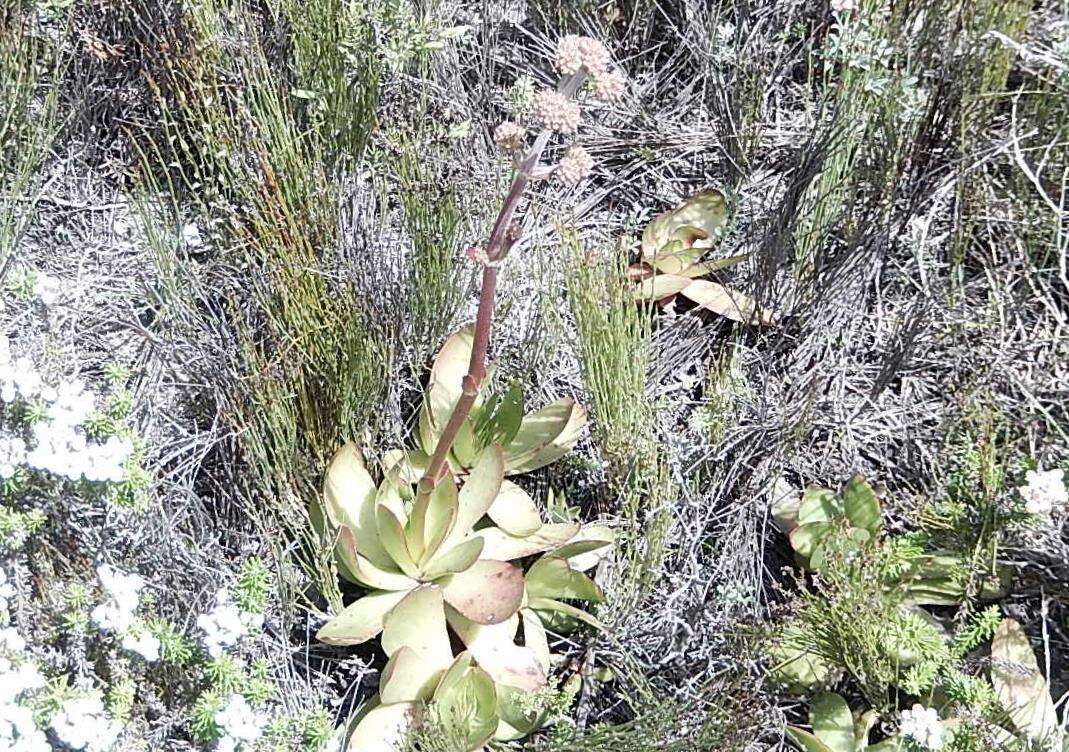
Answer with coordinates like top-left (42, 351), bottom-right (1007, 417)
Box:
top-left (0, 335), bottom-right (148, 509)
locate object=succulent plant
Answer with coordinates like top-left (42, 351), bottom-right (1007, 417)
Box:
top-left (786, 693), bottom-right (900, 752)
top-left (628, 189), bottom-right (776, 325)
top-left (395, 326), bottom-right (588, 478)
top-left (772, 475), bottom-right (1009, 606)
top-left (774, 475), bottom-right (883, 572)
top-left (312, 439), bottom-right (612, 749)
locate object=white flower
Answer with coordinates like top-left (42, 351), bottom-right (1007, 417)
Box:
top-left (0, 627), bottom-right (26, 654)
top-left (493, 121), bottom-right (526, 153)
top-left (531, 89), bottom-right (581, 134)
top-left (51, 694), bottom-right (123, 752)
top-left (899, 704), bottom-right (944, 750)
top-left (182, 222), bottom-right (204, 248)
top-left (555, 145), bottom-right (594, 185)
top-left (214, 694), bottom-right (267, 751)
top-left (0, 657), bottom-right (45, 703)
top-left (1019, 467), bottom-right (1068, 516)
top-left (0, 699), bottom-right (49, 752)
top-left (831, 0), bottom-right (856, 12)
top-left (197, 589), bottom-right (262, 658)
top-left (121, 626), bottom-right (160, 662)
top-left (91, 565), bottom-right (146, 633)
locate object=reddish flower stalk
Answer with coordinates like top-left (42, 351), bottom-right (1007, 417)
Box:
top-left (415, 73), bottom-right (586, 498)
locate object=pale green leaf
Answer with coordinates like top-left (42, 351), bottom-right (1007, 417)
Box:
top-left (504, 399), bottom-right (587, 475)
top-left (346, 701), bottom-right (419, 752)
top-left (487, 480), bottom-right (542, 536)
top-left (424, 537), bottom-right (485, 580)
top-left (475, 523), bottom-right (581, 561)
top-left (317, 590), bottom-right (408, 646)
top-left (525, 556), bottom-right (603, 602)
top-left (680, 278), bottom-right (777, 325)
top-left (446, 608), bottom-right (546, 692)
top-left (809, 692), bottom-right (856, 752)
top-left (842, 475), bottom-right (881, 533)
top-left (381, 586), bottom-right (453, 668)
top-left (380, 646), bottom-right (445, 704)
top-left (323, 443), bottom-right (393, 570)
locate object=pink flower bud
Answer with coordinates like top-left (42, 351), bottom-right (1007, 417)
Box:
top-left (531, 89), bottom-right (581, 134)
top-left (555, 145), bottom-right (594, 185)
top-left (493, 121), bottom-right (526, 152)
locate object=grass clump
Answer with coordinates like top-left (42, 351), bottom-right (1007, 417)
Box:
top-left (565, 236), bottom-right (670, 614)
top-left (0, 6), bottom-right (61, 266)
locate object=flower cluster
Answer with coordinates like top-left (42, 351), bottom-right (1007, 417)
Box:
top-left (0, 629), bottom-right (49, 751)
top-left (214, 694), bottom-right (268, 752)
top-left (490, 35), bottom-right (625, 189)
top-left (530, 89), bottom-right (580, 134)
top-left (0, 336), bottom-right (134, 483)
top-left (1019, 467), bottom-right (1068, 516)
top-left (555, 145), bottom-right (594, 185)
top-left (197, 589), bottom-right (264, 658)
top-left (554, 34), bottom-right (610, 77)
top-left (90, 564), bottom-right (160, 662)
top-left (493, 121), bottom-right (526, 153)
top-left (899, 704), bottom-right (944, 750)
top-left (51, 693), bottom-right (123, 752)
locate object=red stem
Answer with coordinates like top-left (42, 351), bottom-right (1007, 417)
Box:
top-left (416, 72), bottom-right (585, 498)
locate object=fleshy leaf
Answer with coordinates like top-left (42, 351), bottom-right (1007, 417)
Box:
top-left (520, 608), bottom-right (550, 671)
top-left (381, 586), bottom-right (453, 667)
top-left (525, 557), bottom-right (603, 602)
top-left (323, 443), bottom-right (393, 571)
top-left (380, 646), bottom-right (445, 704)
top-left (346, 701), bottom-right (420, 752)
top-left (633, 273), bottom-right (691, 302)
top-left (442, 560), bottom-right (524, 625)
top-left (446, 608), bottom-right (547, 692)
top-left (408, 475), bottom-right (458, 566)
top-left (424, 537), bottom-right (485, 580)
top-left (442, 445), bottom-right (505, 551)
top-left (419, 326), bottom-right (475, 452)
top-left (785, 727), bottom-right (837, 752)
top-left (554, 525), bottom-right (614, 571)
top-left (376, 504), bottom-right (420, 579)
top-left (317, 590), bottom-right (408, 646)
top-left (526, 596), bottom-right (606, 631)
top-left (476, 523), bottom-right (581, 561)
top-left (680, 278), bottom-right (777, 326)
top-left (842, 475), bottom-right (881, 533)
top-left (641, 190), bottom-right (728, 258)
top-left (798, 488), bottom-right (843, 525)
top-left (340, 527), bottom-right (419, 591)
top-left (504, 399), bottom-right (587, 475)
top-left (789, 522), bottom-right (831, 560)
top-left (487, 481), bottom-right (542, 536)
top-left (809, 692), bottom-right (855, 752)
top-left (432, 659), bottom-right (498, 750)
top-left (990, 619), bottom-right (1060, 743)
top-left (770, 478), bottom-right (801, 534)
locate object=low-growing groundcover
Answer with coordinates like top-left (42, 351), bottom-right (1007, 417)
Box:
top-left (1, 0), bottom-right (1068, 750)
